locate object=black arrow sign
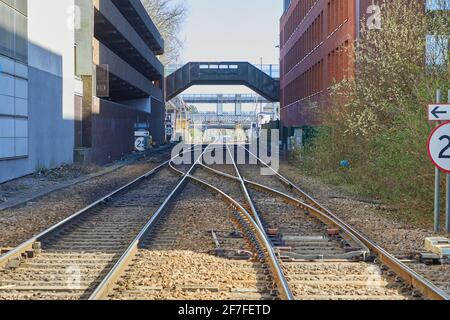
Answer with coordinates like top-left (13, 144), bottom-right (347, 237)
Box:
top-left (431, 106), bottom-right (448, 119)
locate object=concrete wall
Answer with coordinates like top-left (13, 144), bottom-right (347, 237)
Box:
top-left (149, 98), bottom-right (165, 144)
top-left (0, 0), bottom-right (76, 183)
top-left (77, 98), bottom-right (152, 165)
top-left (75, 0), bottom-right (94, 76)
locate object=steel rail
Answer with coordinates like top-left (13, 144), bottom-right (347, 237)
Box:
top-left (225, 145), bottom-right (265, 231)
top-left (89, 144), bottom-right (213, 300)
top-left (240, 145), bottom-right (450, 301)
top-left (168, 164), bottom-right (294, 300)
top-left (198, 162), bottom-right (370, 258)
top-left (0, 144), bottom-right (199, 269)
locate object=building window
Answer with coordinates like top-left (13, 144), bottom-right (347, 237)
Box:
top-left (0, 0), bottom-right (28, 160)
top-left (426, 0), bottom-right (450, 11)
top-left (0, 0), bottom-right (28, 63)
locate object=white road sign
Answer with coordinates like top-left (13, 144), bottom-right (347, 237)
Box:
top-left (135, 137), bottom-right (146, 152)
top-left (428, 104), bottom-right (450, 121)
top-left (135, 131), bottom-right (150, 137)
top-left (428, 122), bottom-right (450, 173)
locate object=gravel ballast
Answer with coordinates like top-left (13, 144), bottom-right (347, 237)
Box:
top-left (0, 150), bottom-right (171, 249)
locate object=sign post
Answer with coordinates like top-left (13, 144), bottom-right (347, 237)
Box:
top-left (134, 123), bottom-right (150, 153)
top-left (430, 90), bottom-right (442, 233)
top-left (426, 89), bottom-right (450, 233)
top-left (447, 89), bottom-right (450, 234)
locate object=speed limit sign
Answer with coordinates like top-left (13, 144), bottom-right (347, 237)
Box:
top-left (428, 122), bottom-right (450, 173)
top-left (135, 137), bottom-right (146, 152)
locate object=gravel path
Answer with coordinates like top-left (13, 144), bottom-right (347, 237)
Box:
top-left (0, 164), bottom-right (101, 205)
top-left (0, 150), bottom-right (172, 249)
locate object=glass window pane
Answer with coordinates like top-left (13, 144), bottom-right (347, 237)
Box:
top-left (14, 0), bottom-right (27, 16)
top-left (0, 2), bottom-right (14, 58)
top-left (14, 11), bottom-right (27, 62)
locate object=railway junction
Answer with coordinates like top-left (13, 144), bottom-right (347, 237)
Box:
top-left (0, 144), bottom-right (449, 301)
top-left (0, 0), bottom-right (449, 311)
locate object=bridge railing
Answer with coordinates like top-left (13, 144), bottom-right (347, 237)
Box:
top-left (188, 114), bottom-right (257, 124)
top-left (166, 63), bottom-right (280, 78)
top-left (165, 62), bottom-right (280, 102)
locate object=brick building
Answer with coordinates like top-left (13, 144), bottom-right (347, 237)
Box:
top-left (280, 0), bottom-right (382, 130)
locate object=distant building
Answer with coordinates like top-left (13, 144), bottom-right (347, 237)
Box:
top-left (74, 0), bottom-right (165, 164)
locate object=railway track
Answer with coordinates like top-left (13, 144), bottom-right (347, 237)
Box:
top-left (188, 144), bottom-right (450, 300)
top-left (90, 144), bottom-right (293, 300)
top-left (107, 182), bottom-right (275, 300)
top-left (189, 147), bottom-right (410, 300)
top-left (236, 161), bottom-right (450, 295)
top-left (0, 143), bottom-right (449, 300)
top-left (0, 165), bottom-right (181, 300)
top-left (0, 146), bottom-right (208, 300)
top-left (238, 145), bottom-right (450, 300)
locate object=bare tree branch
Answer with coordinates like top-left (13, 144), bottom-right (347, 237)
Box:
top-left (141, 0), bottom-right (187, 65)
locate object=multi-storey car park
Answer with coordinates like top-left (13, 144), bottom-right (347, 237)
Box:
top-left (0, 0), bottom-right (165, 183)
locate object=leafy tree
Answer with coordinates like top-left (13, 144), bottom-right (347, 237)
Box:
top-left (301, 0), bottom-right (449, 227)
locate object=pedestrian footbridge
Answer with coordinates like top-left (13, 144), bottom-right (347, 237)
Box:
top-left (165, 62), bottom-right (280, 102)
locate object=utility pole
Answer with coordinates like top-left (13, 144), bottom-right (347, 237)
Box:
top-left (260, 57), bottom-right (264, 128)
top-left (447, 89), bottom-right (450, 233)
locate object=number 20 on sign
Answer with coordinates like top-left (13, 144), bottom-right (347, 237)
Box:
top-left (428, 122), bottom-right (450, 173)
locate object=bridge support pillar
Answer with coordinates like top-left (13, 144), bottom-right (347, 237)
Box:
top-left (235, 94), bottom-right (242, 116)
top-left (217, 94), bottom-right (224, 115)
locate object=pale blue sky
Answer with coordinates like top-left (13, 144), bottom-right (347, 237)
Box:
top-left (180, 0), bottom-right (282, 65)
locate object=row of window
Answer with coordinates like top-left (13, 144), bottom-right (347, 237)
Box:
top-left (284, 11), bottom-right (324, 74)
top-left (0, 0), bottom-right (27, 63)
top-left (283, 0), bottom-right (350, 76)
top-left (199, 64), bottom-right (239, 70)
top-left (327, 0), bottom-right (349, 35)
top-left (284, 59), bottom-right (324, 106)
top-left (327, 41), bottom-right (351, 86)
top-left (283, 0), bottom-right (318, 46)
top-left (0, 1), bottom-right (29, 160)
top-left (283, 40), bottom-right (351, 107)
top-left (0, 69), bottom-right (28, 159)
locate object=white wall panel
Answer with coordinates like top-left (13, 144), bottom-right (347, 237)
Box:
top-left (15, 137), bottom-right (28, 156)
top-left (15, 77), bottom-right (27, 99)
top-left (0, 73), bottom-right (14, 96)
top-left (0, 138), bottom-right (14, 158)
top-left (15, 118), bottom-right (28, 137)
top-left (0, 94), bottom-right (14, 115)
top-left (0, 117), bottom-right (14, 137)
top-left (15, 97), bottom-right (27, 116)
